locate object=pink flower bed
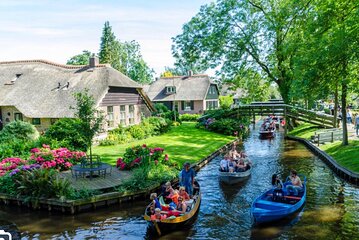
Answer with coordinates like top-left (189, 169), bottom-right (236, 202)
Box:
top-left (0, 144), bottom-right (86, 176)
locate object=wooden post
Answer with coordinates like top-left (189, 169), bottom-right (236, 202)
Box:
top-left (331, 132), bottom-right (334, 142)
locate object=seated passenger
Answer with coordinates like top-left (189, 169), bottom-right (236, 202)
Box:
top-left (236, 159), bottom-right (247, 172)
top-left (228, 158), bottom-right (236, 173)
top-left (271, 174), bottom-right (284, 201)
top-left (150, 193), bottom-right (161, 213)
top-left (162, 181), bottom-right (172, 198)
top-left (175, 197), bottom-right (187, 214)
top-left (286, 170), bottom-right (303, 195)
top-left (220, 157), bottom-right (229, 172)
top-left (168, 189), bottom-right (179, 205)
top-left (150, 208), bottom-right (167, 221)
top-left (179, 186), bottom-right (190, 201)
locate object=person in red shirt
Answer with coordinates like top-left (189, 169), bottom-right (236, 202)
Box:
top-left (179, 186), bottom-right (190, 201)
top-left (150, 208), bottom-right (167, 221)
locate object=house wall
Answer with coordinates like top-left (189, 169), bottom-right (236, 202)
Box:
top-left (0, 106), bottom-right (55, 132)
top-left (178, 100), bottom-right (204, 114)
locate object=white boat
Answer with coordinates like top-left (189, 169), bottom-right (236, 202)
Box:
top-left (219, 165), bottom-right (252, 185)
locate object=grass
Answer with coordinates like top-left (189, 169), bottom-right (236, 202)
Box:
top-left (289, 122), bottom-right (359, 173)
top-left (320, 140), bottom-right (359, 173)
top-left (288, 122), bottom-right (322, 139)
top-left (93, 122), bottom-right (235, 166)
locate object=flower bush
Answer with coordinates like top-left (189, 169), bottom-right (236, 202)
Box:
top-left (30, 145), bottom-right (85, 171)
top-left (0, 157), bottom-right (27, 176)
top-left (116, 144), bottom-right (176, 170)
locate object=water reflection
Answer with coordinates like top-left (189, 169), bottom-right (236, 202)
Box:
top-left (1, 124), bottom-right (359, 239)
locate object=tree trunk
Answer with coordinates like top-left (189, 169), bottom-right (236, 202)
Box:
top-left (341, 82), bottom-right (348, 146)
top-left (333, 83), bottom-right (339, 127)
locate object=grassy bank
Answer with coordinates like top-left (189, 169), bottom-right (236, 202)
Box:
top-left (320, 141), bottom-right (359, 173)
top-left (289, 123), bottom-right (359, 174)
top-left (93, 122), bottom-right (235, 166)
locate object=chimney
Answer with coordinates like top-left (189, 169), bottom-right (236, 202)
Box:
top-left (89, 56), bottom-right (99, 68)
top-left (188, 70), bottom-right (193, 77)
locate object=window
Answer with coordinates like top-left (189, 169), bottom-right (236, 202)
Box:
top-left (183, 101), bottom-right (193, 111)
top-left (120, 105), bottom-right (126, 125)
top-left (129, 105), bottom-right (135, 125)
top-left (209, 85), bottom-right (217, 95)
top-left (14, 113), bottom-right (23, 121)
top-left (32, 118), bottom-right (41, 125)
top-left (166, 86), bottom-right (176, 94)
top-left (206, 100), bottom-right (219, 110)
top-left (107, 106), bottom-right (114, 128)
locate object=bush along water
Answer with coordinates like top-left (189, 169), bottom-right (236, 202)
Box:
top-left (116, 144), bottom-right (179, 192)
top-left (196, 109), bottom-right (250, 139)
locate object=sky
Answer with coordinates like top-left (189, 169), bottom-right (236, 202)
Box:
top-left (0, 0), bottom-right (213, 76)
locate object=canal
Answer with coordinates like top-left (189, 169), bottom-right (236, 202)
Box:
top-left (1, 125), bottom-right (359, 239)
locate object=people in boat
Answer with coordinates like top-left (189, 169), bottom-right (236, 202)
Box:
top-left (180, 162), bottom-right (196, 197)
top-left (272, 174), bottom-right (283, 189)
top-left (150, 208), bottom-right (167, 221)
top-left (168, 189), bottom-right (179, 205)
top-left (162, 181), bottom-right (173, 198)
top-left (236, 158), bottom-right (247, 172)
top-left (228, 157), bottom-right (236, 173)
top-left (150, 193), bottom-right (162, 213)
top-left (229, 142), bottom-right (241, 159)
top-left (286, 170), bottom-right (303, 195)
top-left (220, 155), bottom-right (229, 172)
top-left (175, 196), bottom-right (187, 214)
top-left (179, 186), bottom-right (190, 201)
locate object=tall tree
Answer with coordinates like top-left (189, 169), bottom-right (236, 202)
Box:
top-left (172, 0), bottom-right (311, 103)
top-left (99, 21), bottom-right (120, 68)
top-left (66, 50), bottom-right (93, 65)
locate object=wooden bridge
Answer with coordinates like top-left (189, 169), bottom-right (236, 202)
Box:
top-left (227, 101), bottom-right (337, 130)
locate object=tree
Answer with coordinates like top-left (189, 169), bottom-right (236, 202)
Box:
top-left (99, 21), bottom-right (120, 68)
top-left (219, 95), bottom-right (233, 110)
top-left (72, 90), bottom-right (104, 158)
top-left (172, 0), bottom-right (312, 103)
top-left (66, 50), bottom-right (93, 65)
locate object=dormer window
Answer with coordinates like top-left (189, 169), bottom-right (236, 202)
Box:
top-left (5, 73), bottom-right (22, 85)
top-left (166, 86), bottom-right (176, 94)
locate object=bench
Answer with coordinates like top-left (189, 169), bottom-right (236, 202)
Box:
top-left (256, 199), bottom-right (291, 208)
top-left (267, 194), bottom-right (301, 200)
top-left (72, 162), bottom-right (112, 180)
top-left (311, 128), bottom-right (342, 146)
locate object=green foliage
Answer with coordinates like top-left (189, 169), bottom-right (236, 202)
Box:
top-left (0, 121), bottom-right (39, 141)
top-left (66, 50), bottom-right (92, 65)
top-left (154, 103), bottom-right (170, 113)
top-left (98, 21), bottom-right (154, 83)
top-left (72, 90), bottom-right (104, 153)
top-left (0, 174), bottom-right (17, 195)
top-left (15, 169), bottom-right (72, 200)
top-left (44, 118), bottom-right (88, 151)
top-left (162, 111), bottom-right (180, 122)
top-left (219, 95), bottom-right (233, 110)
top-left (99, 117), bottom-right (171, 146)
top-left (207, 118), bottom-right (248, 136)
top-left (179, 113), bottom-right (201, 122)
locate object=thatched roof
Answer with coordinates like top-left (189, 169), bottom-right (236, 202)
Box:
top-left (145, 75), bottom-right (215, 101)
top-left (0, 60), bottom-right (146, 118)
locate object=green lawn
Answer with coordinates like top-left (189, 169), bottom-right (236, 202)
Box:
top-left (320, 140), bottom-right (359, 173)
top-left (288, 122), bottom-right (322, 139)
top-left (93, 122), bottom-right (235, 166)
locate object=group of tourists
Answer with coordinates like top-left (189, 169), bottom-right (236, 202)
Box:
top-left (260, 116), bottom-right (276, 131)
top-left (220, 142), bottom-right (251, 173)
top-left (271, 169), bottom-right (303, 201)
top-left (149, 162), bottom-right (196, 221)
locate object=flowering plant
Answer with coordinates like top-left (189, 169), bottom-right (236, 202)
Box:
top-left (0, 157), bottom-right (27, 176)
top-left (116, 144), bottom-right (172, 170)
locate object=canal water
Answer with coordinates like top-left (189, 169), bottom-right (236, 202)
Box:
top-left (1, 125), bottom-right (359, 240)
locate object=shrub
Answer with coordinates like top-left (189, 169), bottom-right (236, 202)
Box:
top-left (0, 174), bottom-right (17, 195)
top-left (0, 121), bottom-right (39, 141)
top-left (179, 114), bottom-right (201, 122)
top-left (207, 118), bottom-right (248, 136)
top-left (154, 103), bottom-right (170, 113)
top-left (219, 95), bottom-right (234, 110)
top-left (147, 117), bottom-right (171, 135)
top-left (45, 118), bottom-right (88, 151)
top-left (162, 111), bottom-right (180, 122)
top-left (127, 125), bottom-right (145, 139)
top-left (0, 138), bottom-right (34, 160)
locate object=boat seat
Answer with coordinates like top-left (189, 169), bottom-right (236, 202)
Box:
top-left (256, 199), bottom-right (291, 208)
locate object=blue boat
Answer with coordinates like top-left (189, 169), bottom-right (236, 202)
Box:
top-left (251, 176), bottom-right (306, 224)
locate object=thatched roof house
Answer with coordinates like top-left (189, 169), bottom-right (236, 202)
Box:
top-left (144, 73), bottom-right (220, 114)
top-left (0, 58), bottom-right (154, 131)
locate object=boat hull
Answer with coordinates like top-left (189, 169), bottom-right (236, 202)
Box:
top-left (251, 177), bottom-right (306, 224)
top-left (219, 168), bottom-right (251, 185)
top-left (259, 130), bottom-right (275, 139)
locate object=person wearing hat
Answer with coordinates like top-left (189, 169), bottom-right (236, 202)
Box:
top-left (180, 162), bottom-right (195, 197)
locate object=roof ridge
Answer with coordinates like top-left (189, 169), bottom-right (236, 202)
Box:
top-left (0, 59), bottom-right (109, 69)
top-left (160, 74), bottom-right (209, 79)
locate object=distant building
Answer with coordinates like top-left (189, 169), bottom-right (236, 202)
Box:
top-left (144, 72), bottom-right (220, 114)
top-left (220, 84), bottom-right (246, 106)
top-left (0, 57), bottom-right (154, 131)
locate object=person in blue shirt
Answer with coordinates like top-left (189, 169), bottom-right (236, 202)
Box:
top-left (180, 162), bottom-right (195, 197)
